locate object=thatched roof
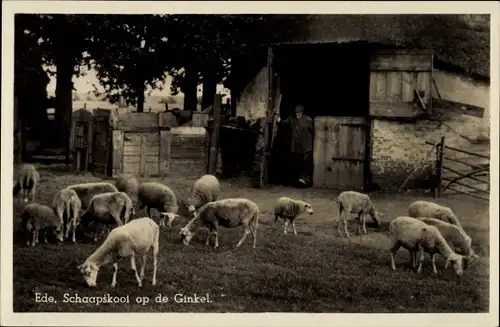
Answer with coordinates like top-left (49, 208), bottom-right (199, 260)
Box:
top-left (264, 14), bottom-right (490, 79)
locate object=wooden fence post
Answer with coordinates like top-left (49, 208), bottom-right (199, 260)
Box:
top-left (436, 136), bottom-right (445, 197)
top-left (208, 94), bottom-right (222, 175)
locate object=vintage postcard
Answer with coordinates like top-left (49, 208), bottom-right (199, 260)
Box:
top-left (1, 1), bottom-right (499, 326)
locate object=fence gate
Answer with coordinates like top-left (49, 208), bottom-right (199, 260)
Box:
top-left (431, 136), bottom-right (490, 201)
top-left (313, 116), bottom-right (369, 190)
top-left (92, 110), bottom-right (111, 176)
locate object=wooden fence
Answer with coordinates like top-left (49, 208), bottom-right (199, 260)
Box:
top-left (427, 136), bottom-right (490, 201)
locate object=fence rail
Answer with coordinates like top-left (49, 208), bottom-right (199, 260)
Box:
top-left (426, 136), bottom-right (489, 201)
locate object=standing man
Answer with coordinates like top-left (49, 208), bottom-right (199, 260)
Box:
top-left (277, 104), bottom-right (314, 187)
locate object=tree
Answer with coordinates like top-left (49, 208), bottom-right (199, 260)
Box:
top-left (15, 14), bottom-right (94, 158)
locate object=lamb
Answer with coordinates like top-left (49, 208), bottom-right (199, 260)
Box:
top-left (137, 182), bottom-right (180, 228)
top-left (79, 191), bottom-right (134, 242)
top-left (22, 203), bottom-right (64, 246)
top-left (336, 191), bottom-right (381, 237)
top-left (78, 217), bottom-right (159, 288)
top-left (51, 188), bottom-right (82, 243)
top-left (13, 164), bottom-right (40, 203)
top-left (274, 196), bottom-right (314, 235)
top-left (65, 182), bottom-right (119, 209)
top-left (179, 198), bottom-right (260, 249)
top-left (408, 200), bottom-right (463, 230)
top-left (115, 174), bottom-right (140, 204)
top-left (417, 217), bottom-right (478, 269)
top-left (388, 216), bottom-right (464, 276)
top-left (185, 174), bottom-right (220, 217)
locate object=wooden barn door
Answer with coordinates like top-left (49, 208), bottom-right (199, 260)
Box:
top-left (313, 116), bottom-right (368, 190)
top-left (122, 132), bottom-right (160, 177)
top-left (92, 112), bottom-right (111, 176)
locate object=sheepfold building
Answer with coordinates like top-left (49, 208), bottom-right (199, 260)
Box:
top-left (226, 14), bottom-right (490, 191)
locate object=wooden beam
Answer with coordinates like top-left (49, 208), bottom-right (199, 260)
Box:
top-left (443, 144), bottom-right (490, 159)
top-left (208, 94), bottom-right (222, 175)
top-left (445, 186), bottom-right (489, 201)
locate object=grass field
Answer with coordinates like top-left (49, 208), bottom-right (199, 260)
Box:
top-left (11, 165), bottom-right (490, 313)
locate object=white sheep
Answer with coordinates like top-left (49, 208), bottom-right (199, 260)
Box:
top-left (274, 196), bottom-right (314, 235)
top-left (22, 203), bottom-right (64, 246)
top-left (336, 191), bottom-right (381, 237)
top-left (52, 188), bottom-right (82, 243)
top-left (65, 182), bottom-right (119, 209)
top-left (408, 200), bottom-right (463, 230)
top-left (13, 164), bottom-right (40, 203)
top-left (417, 217), bottom-right (478, 269)
top-left (179, 198), bottom-right (260, 249)
top-left (186, 174), bottom-right (220, 217)
top-left (78, 217), bottom-right (159, 288)
top-left (388, 216), bottom-right (464, 276)
top-left (137, 182), bottom-right (179, 228)
top-left (115, 174), bottom-right (140, 204)
top-left (79, 191), bottom-right (134, 242)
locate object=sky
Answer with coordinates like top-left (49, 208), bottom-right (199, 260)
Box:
top-left (45, 67), bottom-right (229, 98)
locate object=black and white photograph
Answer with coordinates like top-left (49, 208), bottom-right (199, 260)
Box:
top-left (1, 1), bottom-right (499, 326)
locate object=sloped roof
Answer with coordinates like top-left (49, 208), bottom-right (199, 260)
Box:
top-left (265, 14), bottom-right (490, 78)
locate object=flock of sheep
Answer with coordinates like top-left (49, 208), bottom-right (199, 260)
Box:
top-left (14, 163), bottom-right (479, 289)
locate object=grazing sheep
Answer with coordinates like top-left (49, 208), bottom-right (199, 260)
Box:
top-left (274, 196), bottom-right (314, 235)
top-left (78, 217), bottom-right (159, 288)
top-left (65, 182), bottom-right (119, 209)
top-left (115, 174), bottom-right (140, 204)
top-left (389, 216), bottom-right (464, 276)
top-left (137, 182), bottom-right (179, 228)
top-left (336, 191), bottom-right (381, 237)
top-left (79, 191), bottom-right (134, 242)
top-left (186, 174), bottom-right (220, 217)
top-left (52, 188), bottom-right (82, 243)
top-left (13, 164), bottom-right (40, 203)
top-left (417, 217), bottom-right (478, 269)
top-left (22, 203), bottom-right (64, 246)
top-left (408, 200), bottom-right (463, 230)
top-left (179, 198), bottom-right (260, 249)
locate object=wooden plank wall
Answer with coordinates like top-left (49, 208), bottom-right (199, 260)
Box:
top-left (313, 116), bottom-right (367, 190)
top-left (369, 52), bottom-right (433, 118)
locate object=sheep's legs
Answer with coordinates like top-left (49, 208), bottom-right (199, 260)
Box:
top-left (292, 221), bottom-right (298, 236)
top-left (389, 242), bottom-right (400, 270)
top-left (130, 255), bottom-right (142, 287)
top-left (416, 246), bottom-right (425, 274)
top-left (283, 220), bottom-right (289, 234)
top-left (152, 251), bottom-right (157, 286)
top-left (236, 227), bottom-right (251, 248)
top-left (213, 231), bottom-right (219, 249)
top-left (431, 254), bottom-right (438, 275)
top-left (205, 231), bottom-right (211, 247)
top-left (140, 254), bottom-right (147, 280)
top-left (31, 231), bottom-right (37, 247)
top-left (343, 219), bottom-right (350, 238)
top-left (111, 262), bottom-right (118, 288)
top-left (250, 224), bottom-right (257, 249)
top-left (361, 214), bottom-right (367, 234)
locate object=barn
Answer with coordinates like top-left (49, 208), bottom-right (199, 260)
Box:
top-left (226, 14), bottom-right (490, 191)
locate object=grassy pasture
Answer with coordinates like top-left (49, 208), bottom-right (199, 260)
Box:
top-left (12, 165), bottom-right (489, 312)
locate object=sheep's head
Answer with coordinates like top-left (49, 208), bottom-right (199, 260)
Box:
top-left (179, 227), bottom-right (193, 245)
top-left (463, 252), bottom-right (480, 270)
top-left (301, 202), bottom-right (314, 215)
top-left (78, 262), bottom-right (99, 287)
top-left (187, 205), bottom-right (197, 217)
top-left (160, 212), bottom-right (179, 228)
top-left (445, 254), bottom-right (464, 276)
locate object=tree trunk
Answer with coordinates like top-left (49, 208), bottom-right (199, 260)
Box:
top-left (55, 55), bottom-right (74, 164)
top-left (136, 83), bottom-right (145, 112)
top-left (183, 66), bottom-right (198, 111)
top-left (201, 66), bottom-right (217, 111)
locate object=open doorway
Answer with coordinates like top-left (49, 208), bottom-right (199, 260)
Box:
top-left (269, 42), bottom-right (372, 187)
